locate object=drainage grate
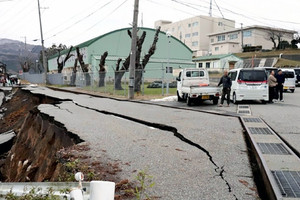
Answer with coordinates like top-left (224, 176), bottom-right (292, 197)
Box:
top-left (239, 105), bottom-right (249, 109)
top-left (238, 110), bottom-right (250, 114)
top-left (272, 171), bottom-right (300, 198)
top-left (248, 127), bottom-right (273, 135)
top-left (257, 143), bottom-right (291, 155)
top-left (244, 118), bottom-right (262, 123)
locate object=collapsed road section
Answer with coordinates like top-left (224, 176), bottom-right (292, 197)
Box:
top-left (0, 86), bottom-right (257, 199)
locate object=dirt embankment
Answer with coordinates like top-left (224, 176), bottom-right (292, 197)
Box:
top-left (2, 107), bottom-right (82, 181)
top-left (0, 88), bottom-right (80, 181)
top-left (0, 88), bottom-right (133, 199)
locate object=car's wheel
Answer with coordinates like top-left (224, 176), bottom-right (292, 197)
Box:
top-left (291, 89), bottom-right (295, 93)
top-left (187, 97), bottom-right (192, 106)
top-left (261, 100), bottom-right (267, 104)
top-left (233, 93), bottom-right (238, 104)
top-left (213, 98), bottom-right (218, 105)
top-left (177, 91), bottom-right (184, 101)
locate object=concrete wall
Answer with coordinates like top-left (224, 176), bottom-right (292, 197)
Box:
top-left (47, 73), bottom-right (64, 85)
top-left (22, 73), bottom-right (44, 84)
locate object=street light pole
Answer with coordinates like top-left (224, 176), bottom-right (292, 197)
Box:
top-left (129, 0), bottom-right (139, 99)
top-left (166, 32), bottom-right (171, 95)
top-left (37, 0), bottom-right (47, 84)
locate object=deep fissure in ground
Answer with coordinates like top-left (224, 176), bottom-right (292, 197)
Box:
top-left (0, 87), bottom-right (267, 199)
top-left (0, 88), bottom-right (135, 199)
top-left (72, 100), bottom-right (239, 199)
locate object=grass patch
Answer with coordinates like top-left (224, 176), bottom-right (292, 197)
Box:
top-left (82, 82), bottom-right (176, 98)
top-left (235, 49), bottom-right (300, 58)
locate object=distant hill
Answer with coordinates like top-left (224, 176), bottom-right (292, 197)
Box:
top-left (0, 38), bottom-right (42, 73)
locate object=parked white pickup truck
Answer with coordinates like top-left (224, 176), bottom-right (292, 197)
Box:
top-left (176, 68), bottom-right (220, 106)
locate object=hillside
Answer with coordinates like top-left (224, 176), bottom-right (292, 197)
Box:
top-left (235, 49), bottom-right (300, 60)
top-left (0, 38), bottom-right (42, 73)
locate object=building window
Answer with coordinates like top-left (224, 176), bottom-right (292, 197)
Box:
top-left (206, 63), bottom-right (210, 68)
top-left (185, 33), bottom-right (191, 38)
top-left (192, 32), bottom-right (198, 37)
top-left (218, 22), bottom-right (223, 26)
top-left (192, 41), bottom-right (198, 46)
top-left (229, 33), bottom-right (238, 40)
top-left (211, 38), bottom-right (214, 43)
top-left (215, 47), bottom-right (219, 51)
top-left (217, 35), bottom-right (225, 41)
top-left (188, 23), bottom-right (191, 27)
top-left (192, 22), bottom-right (199, 27)
top-left (198, 63), bottom-right (203, 68)
top-left (243, 30), bottom-right (252, 37)
top-left (178, 26), bottom-right (181, 30)
top-left (172, 27), bottom-right (175, 32)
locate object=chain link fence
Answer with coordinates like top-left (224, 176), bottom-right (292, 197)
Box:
top-left (21, 67), bottom-right (178, 97)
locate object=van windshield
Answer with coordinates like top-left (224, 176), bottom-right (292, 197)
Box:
top-left (283, 71), bottom-right (294, 78)
top-left (238, 70), bottom-right (267, 81)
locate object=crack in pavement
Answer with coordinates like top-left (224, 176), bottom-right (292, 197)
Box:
top-left (60, 100), bottom-right (239, 199)
top-left (53, 103), bottom-right (73, 114)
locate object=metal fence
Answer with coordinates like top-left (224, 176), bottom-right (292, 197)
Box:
top-left (21, 68), bottom-right (177, 97)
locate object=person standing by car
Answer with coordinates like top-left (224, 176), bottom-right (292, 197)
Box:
top-left (275, 69), bottom-right (285, 102)
top-left (268, 70), bottom-right (277, 103)
top-left (218, 70), bottom-right (232, 107)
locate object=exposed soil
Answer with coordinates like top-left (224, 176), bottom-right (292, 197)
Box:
top-left (0, 88), bottom-right (135, 199)
top-left (0, 88), bottom-right (45, 133)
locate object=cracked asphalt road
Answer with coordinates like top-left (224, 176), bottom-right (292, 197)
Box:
top-left (25, 86), bottom-right (258, 200)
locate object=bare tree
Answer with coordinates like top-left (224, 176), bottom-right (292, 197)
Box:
top-left (76, 47), bottom-right (90, 85)
top-left (57, 46), bottom-right (74, 73)
top-left (98, 51), bottom-right (108, 87)
top-left (135, 26), bottom-right (161, 92)
top-left (114, 27), bottom-right (161, 91)
top-left (114, 31), bottom-right (146, 90)
top-left (70, 58), bottom-right (78, 86)
top-left (265, 30), bottom-right (285, 50)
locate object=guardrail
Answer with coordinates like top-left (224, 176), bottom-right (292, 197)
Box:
top-left (0, 180), bottom-right (115, 200)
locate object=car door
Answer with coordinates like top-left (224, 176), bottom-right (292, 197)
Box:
top-left (228, 70), bottom-right (237, 99)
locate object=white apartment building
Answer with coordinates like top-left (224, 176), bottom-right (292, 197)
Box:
top-left (155, 16), bottom-right (235, 57)
top-left (208, 25), bottom-right (297, 55)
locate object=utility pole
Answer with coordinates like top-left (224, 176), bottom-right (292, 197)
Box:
top-left (209, 0), bottom-right (212, 17)
top-left (129, 0), bottom-right (139, 99)
top-left (241, 23), bottom-right (244, 52)
top-left (37, 0), bottom-right (47, 84)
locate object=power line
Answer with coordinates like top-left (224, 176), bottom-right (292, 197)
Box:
top-left (43, 0), bottom-right (107, 35)
top-left (44, 0), bottom-right (116, 40)
top-left (214, 0), bottom-right (223, 18)
top-left (63, 0), bottom-right (129, 44)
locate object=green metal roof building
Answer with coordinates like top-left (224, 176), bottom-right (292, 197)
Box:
top-left (48, 27), bottom-right (194, 80)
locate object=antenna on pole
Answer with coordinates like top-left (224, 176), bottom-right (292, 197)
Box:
top-left (209, 0), bottom-right (212, 17)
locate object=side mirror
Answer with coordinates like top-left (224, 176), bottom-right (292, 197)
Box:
top-left (176, 77), bottom-right (181, 81)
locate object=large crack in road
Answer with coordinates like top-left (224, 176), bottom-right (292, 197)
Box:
top-left (57, 100), bottom-right (239, 199)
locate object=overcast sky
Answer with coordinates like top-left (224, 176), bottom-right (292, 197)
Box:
top-left (1, 0), bottom-right (299, 47)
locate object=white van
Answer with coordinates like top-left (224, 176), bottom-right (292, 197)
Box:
top-left (281, 69), bottom-right (296, 93)
top-left (228, 68), bottom-right (268, 104)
